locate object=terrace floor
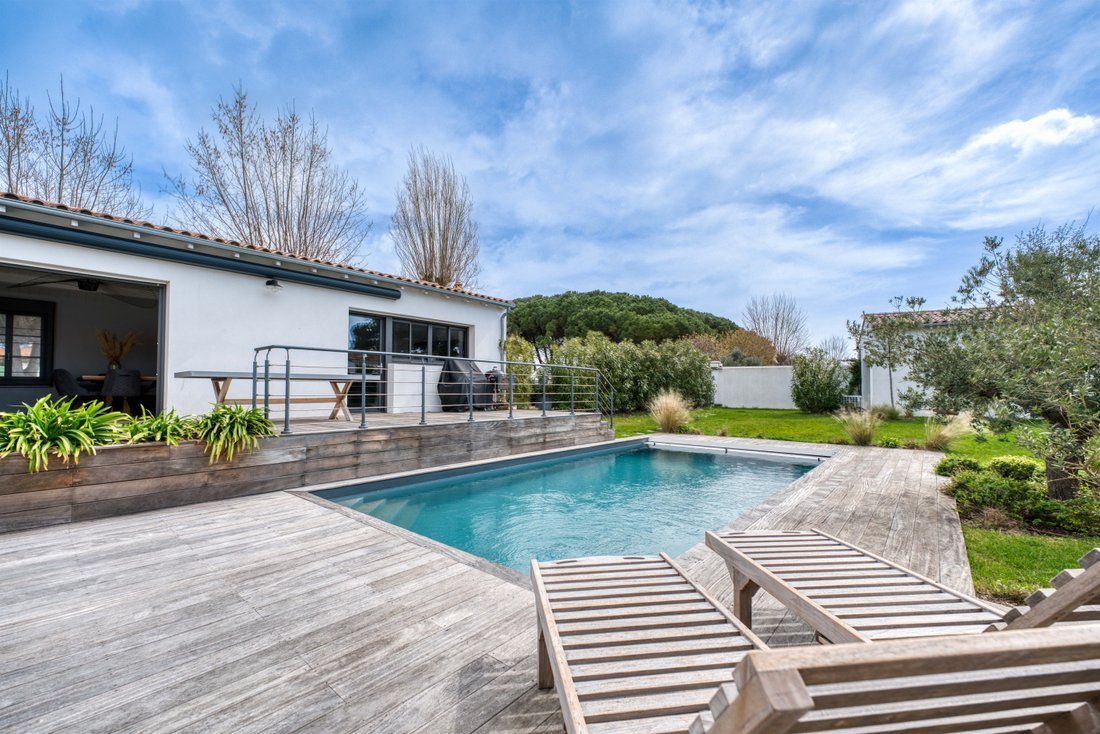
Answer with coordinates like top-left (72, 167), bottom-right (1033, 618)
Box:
top-left (0, 436), bottom-right (978, 733)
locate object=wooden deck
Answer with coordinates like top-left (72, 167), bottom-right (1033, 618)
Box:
top-left (0, 436), bottom-right (979, 732)
top-left (270, 408), bottom-right (583, 435)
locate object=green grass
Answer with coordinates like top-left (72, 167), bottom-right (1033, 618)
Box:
top-left (613, 407), bottom-right (1034, 460)
top-left (962, 526), bottom-right (1100, 604)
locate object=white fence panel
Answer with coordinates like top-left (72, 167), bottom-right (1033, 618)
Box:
top-left (711, 365), bottom-right (795, 409)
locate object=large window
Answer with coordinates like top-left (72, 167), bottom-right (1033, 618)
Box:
top-left (0, 298), bottom-right (54, 384)
top-left (391, 318), bottom-right (468, 358)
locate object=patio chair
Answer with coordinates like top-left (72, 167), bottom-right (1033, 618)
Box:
top-left (705, 528), bottom-right (1099, 643)
top-left (102, 368), bottom-right (143, 414)
top-left (689, 625), bottom-right (1100, 734)
top-left (532, 553), bottom-right (767, 734)
top-left (50, 368), bottom-right (101, 406)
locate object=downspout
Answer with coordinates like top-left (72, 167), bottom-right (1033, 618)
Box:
top-left (499, 307), bottom-right (509, 360)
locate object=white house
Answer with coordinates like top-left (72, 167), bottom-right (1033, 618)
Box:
top-left (0, 192), bottom-right (511, 415)
top-left (857, 308), bottom-right (970, 410)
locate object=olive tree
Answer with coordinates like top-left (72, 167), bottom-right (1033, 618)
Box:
top-left (904, 224), bottom-right (1100, 500)
top-left (847, 296), bottom-right (925, 411)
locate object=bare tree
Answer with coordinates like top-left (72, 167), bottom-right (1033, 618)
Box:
top-left (169, 87), bottom-right (369, 263)
top-left (741, 293), bottom-right (809, 364)
top-left (818, 335), bottom-right (851, 361)
top-left (0, 73), bottom-right (147, 217)
top-left (391, 146), bottom-right (480, 288)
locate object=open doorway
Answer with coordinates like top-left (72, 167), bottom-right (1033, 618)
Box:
top-left (0, 264), bottom-right (163, 412)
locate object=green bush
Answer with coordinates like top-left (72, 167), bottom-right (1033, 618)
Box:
top-left (503, 335), bottom-right (536, 408)
top-left (952, 469), bottom-right (1100, 535)
top-left (876, 437), bottom-right (900, 448)
top-left (0, 397), bottom-right (128, 473)
top-left (986, 455), bottom-right (1045, 481)
top-left (552, 332), bottom-right (713, 413)
top-left (934, 455), bottom-right (982, 477)
top-left (191, 405), bottom-right (275, 464)
top-left (115, 408), bottom-right (196, 446)
top-left (790, 349), bottom-right (846, 413)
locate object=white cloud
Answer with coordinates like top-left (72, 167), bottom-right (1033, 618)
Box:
top-left (962, 109), bottom-right (1100, 155)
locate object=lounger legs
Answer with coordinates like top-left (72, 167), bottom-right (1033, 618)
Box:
top-left (537, 629), bottom-right (554, 689)
top-left (728, 567), bottom-right (759, 628)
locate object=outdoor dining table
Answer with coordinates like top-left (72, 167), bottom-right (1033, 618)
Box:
top-left (173, 370), bottom-right (377, 421)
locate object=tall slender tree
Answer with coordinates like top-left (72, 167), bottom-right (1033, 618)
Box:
top-left (0, 73), bottom-right (146, 217)
top-left (741, 293), bottom-right (809, 364)
top-left (390, 146), bottom-right (480, 288)
top-left (169, 87), bottom-right (369, 263)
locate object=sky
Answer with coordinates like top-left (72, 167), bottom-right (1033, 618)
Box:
top-left (4, 0), bottom-right (1100, 344)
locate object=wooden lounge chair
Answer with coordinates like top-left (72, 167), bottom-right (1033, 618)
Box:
top-left (532, 553), bottom-right (767, 734)
top-left (705, 528), bottom-right (1100, 643)
top-left (689, 625), bottom-right (1100, 734)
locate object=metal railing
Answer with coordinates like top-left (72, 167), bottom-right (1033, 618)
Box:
top-left (250, 345), bottom-right (615, 435)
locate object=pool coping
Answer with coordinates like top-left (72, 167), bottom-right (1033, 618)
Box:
top-left (291, 434), bottom-right (833, 589)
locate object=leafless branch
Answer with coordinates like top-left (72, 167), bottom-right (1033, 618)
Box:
top-left (168, 86), bottom-right (370, 263)
top-left (741, 293), bottom-right (809, 364)
top-left (390, 145), bottom-right (481, 288)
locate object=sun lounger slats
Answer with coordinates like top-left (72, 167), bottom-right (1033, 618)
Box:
top-left (705, 529), bottom-right (1005, 643)
top-left (533, 553), bottom-right (766, 734)
top-left (690, 626), bottom-right (1100, 734)
top-left (1003, 547), bottom-right (1100, 629)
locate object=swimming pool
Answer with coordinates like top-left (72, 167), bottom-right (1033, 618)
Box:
top-left (315, 442), bottom-right (817, 572)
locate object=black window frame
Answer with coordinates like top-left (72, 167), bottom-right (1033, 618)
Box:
top-left (0, 297), bottom-right (55, 386)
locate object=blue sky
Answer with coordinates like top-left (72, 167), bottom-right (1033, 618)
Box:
top-left (4, 1), bottom-right (1100, 343)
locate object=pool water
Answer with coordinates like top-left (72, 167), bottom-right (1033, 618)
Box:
top-left (318, 445), bottom-right (816, 572)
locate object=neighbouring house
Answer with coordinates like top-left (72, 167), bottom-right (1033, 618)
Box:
top-left (857, 308), bottom-right (974, 410)
top-left (0, 192), bottom-right (511, 415)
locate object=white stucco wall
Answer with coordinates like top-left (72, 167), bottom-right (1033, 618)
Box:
top-left (711, 366), bottom-right (796, 409)
top-left (0, 230), bottom-right (508, 415)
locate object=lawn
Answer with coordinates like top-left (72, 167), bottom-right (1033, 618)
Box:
top-left (613, 406), bottom-right (1034, 461)
top-left (962, 526), bottom-right (1100, 604)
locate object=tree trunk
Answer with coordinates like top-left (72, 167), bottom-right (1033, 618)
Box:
top-left (1045, 459), bottom-right (1080, 500)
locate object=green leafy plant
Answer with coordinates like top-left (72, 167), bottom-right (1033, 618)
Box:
top-left (115, 408), bottom-right (196, 447)
top-left (790, 348), bottom-right (847, 413)
top-left (934, 455), bottom-right (982, 477)
top-left (951, 469), bottom-right (1100, 535)
top-left (834, 409), bottom-right (879, 446)
top-left (986, 455), bottom-right (1045, 481)
top-left (648, 389), bottom-right (691, 433)
top-left (923, 412), bottom-right (971, 451)
top-left (875, 437), bottom-right (900, 448)
top-left (0, 397), bottom-right (127, 473)
top-left (190, 405), bottom-right (275, 464)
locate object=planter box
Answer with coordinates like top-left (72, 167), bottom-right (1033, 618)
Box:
top-left (0, 414), bottom-right (613, 534)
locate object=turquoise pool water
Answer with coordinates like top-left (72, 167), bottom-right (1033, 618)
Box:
top-left (317, 445), bottom-right (816, 572)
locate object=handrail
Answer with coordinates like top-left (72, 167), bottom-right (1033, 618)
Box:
top-left (248, 344), bottom-right (615, 435)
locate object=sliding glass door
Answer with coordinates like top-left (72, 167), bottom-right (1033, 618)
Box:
top-left (348, 313), bottom-right (386, 411)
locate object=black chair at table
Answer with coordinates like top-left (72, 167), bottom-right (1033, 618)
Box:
top-left (50, 369), bottom-right (102, 407)
top-left (102, 369), bottom-right (144, 414)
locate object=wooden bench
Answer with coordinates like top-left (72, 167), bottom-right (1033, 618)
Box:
top-left (532, 553), bottom-right (767, 734)
top-left (706, 529), bottom-right (1100, 643)
top-left (690, 625), bottom-right (1100, 734)
top-left (174, 370), bottom-right (375, 421)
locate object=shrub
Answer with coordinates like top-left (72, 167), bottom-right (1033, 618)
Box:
top-left (191, 405), bottom-right (275, 464)
top-left (871, 404), bottom-right (901, 421)
top-left (875, 437), bottom-right (900, 448)
top-left (835, 409), bottom-right (879, 446)
top-left (934, 455), bottom-right (982, 477)
top-left (951, 469), bottom-right (1100, 535)
top-left (790, 348), bottom-right (846, 413)
top-left (115, 408), bottom-right (196, 447)
top-left (503, 335), bottom-right (536, 408)
top-left (986, 455), bottom-right (1044, 481)
top-left (553, 332), bottom-right (713, 413)
top-left (648, 389), bottom-right (691, 433)
top-left (0, 397), bottom-right (127, 473)
top-left (923, 412), bottom-right (971, 451)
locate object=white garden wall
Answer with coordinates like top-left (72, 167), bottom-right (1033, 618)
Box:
top-left (711, 366), bottom-right (795, 409)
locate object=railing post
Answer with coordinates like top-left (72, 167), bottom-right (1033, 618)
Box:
top-left (594, 375), bottom-right (600, 416)
top-left (420, 363), bottom-right (427, 426)
top-left (541, 368), bottom-right (547, 417)
top-left (282, 353), bottom-right (292, 435)
top-left (251, 356), bottom-right (258, 410)
top-left (359, 354), bottom-right (368, 429)
top-left (467, 368), bottom-right (474, 422)
top-left (263, 356), bottom-right (271, 419)
top-left (569, 371), bottom-right (575, 415)
top-left (507, 366), bottom-right (514, 419)
top-left (610, 384), bottom-right (615, 432)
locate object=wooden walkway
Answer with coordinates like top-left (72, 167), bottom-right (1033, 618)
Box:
top-left (0, 437), bottom-right (976, 732)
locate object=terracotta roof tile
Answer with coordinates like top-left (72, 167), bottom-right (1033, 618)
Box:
top-left (863, 308), bottom-right (982, 326)
top-left (0, 191), bottom-right (511, 305)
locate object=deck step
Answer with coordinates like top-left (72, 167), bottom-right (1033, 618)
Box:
top-left (370, 499), bottom-right (409, 524)
top-left (389, 502), bottom-right (425, 528)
